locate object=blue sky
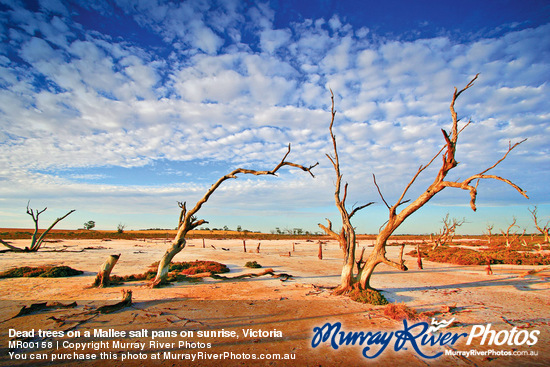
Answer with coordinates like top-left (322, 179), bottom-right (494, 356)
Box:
top-left (0, 0), bottom-right (548, 235)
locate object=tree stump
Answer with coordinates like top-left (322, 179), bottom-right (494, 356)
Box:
top-left (416, 244), bottom-right (423, 270)
top-left (486, 258), bottom-right (493, 275)
top-left (93, 254), bottom-right (120, 288)
top-left (318, 242), bottom-right (323, 260)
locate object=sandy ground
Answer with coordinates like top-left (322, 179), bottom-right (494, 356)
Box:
top-left (0, 238), bottom-right (548, 366)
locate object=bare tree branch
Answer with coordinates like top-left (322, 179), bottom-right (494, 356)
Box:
top-left (372, 174), bottom-right (390, 210)
top-left (318, 219), bottom-right (339, 239)
top-left (357, 74), bottom-right (528, 290)
top-left (152, 143), bottom-right (317, 287)
top-left (1, 203), bottom-right (75, 252)
top-left (529, 206), bottom-right (549, 243)
top-left (349, 202), bottom-right (375, 219)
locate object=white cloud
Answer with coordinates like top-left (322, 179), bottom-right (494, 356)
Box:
top-left (260, 28), bottom-right (291, 54)
top-left (0, 2), bottom-right (548, 232)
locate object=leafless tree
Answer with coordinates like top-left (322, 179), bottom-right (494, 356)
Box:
top-left (151, 145), bottom-right (317, 287)
top-left (322, 75), bottom-right (527, 293)
top-left (318, 92), bottom-right (374, 294)
top-left (0, 201), bottom-right (75, 252)
top-left (356, 74), bottom-right (528, 290)
top-left (430, 213), bottom-right (465, 250)
top-left (500, 217), bottom-right (526, 247)
top-left (484, 223), bottom-right (494, 245)
top-left (528, 206), bottom-right (549, 243)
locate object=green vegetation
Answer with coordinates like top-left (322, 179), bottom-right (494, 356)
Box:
top-left (349, 288), bottom-right (389, 305)
top-left (245, 261), bottom-right (262, 268)
top-left (83, 220), bottom-right (96, 230)
top-left (0, 266), bottom-right (83, 278)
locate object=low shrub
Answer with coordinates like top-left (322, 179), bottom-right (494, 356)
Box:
top-left (245, 261), bottom-right (262, 268)
top-left (383, 303), bottom-right (420, 321)
top-left (0, 266), bottom-right (83, 278)
top-left (349, 288), bottom-right (389, 305)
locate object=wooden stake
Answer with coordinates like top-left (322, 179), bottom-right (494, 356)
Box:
top-left (416, 243), bottom-right (423, 270)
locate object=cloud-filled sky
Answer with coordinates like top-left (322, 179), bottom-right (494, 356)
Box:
top-left (0, 0), bottom-right (548, 235)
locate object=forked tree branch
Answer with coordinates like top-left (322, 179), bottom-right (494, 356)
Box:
top-left (318, 218), bottom-right (339, 239)
top-left (1, 203), bottom-right (75, 252)
top-left (383, 74), bottom-right (527, 225)
top-left (528, 206), bottom-right (549, 241)
top-left (186, 144), bottom-right (315, 224)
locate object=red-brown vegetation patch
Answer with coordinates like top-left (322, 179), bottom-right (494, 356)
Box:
top-left (0, 266), bottom-right (83, 278)
top-left (424, 246), bottom-right (550, 266)
top-left (110, 260), bottom-right (230, 285)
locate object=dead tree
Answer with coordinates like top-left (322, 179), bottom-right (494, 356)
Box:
top-left (484, 223), bottom-right (494, 245)
top-left (430, 213), bottom-right (465, 250)
top-left (0, 201), bottom-right (75, 252)
top-left (151, 145), bottom-right (317, 287)
top-left (318, 91), bottom-right (374, 294)
top-left (528, 206), bottom-right (549, 243)
top-left (92, 254), bottom-right (120, 287)
top-left (500, 217), bottom-right (526, 247)
top-left (329, 74), bottom-right (526, 291)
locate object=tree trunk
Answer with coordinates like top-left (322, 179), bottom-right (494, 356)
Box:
top-left (93, 254), bottom-right (120, 287)
top-left (152, 239), bottom-right (185, 287)
top-left (358, 255), bottom-right (382, 290)
top-left (358, 229), bottom-right (396, 289)
top-left (333, 229), bottom-right (357, 294)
